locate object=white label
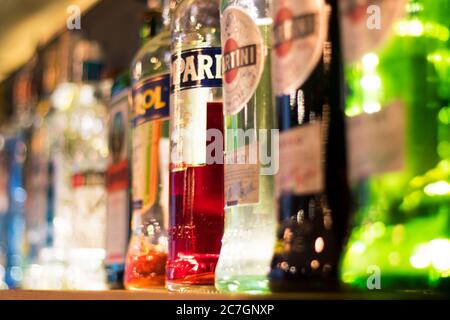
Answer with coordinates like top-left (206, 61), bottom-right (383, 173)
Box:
top-left (170, 88), bottom-right (209, 170)
top-left (170, 47), bottom-right (222, 170)
top-left (225, 144), bottom-right (260, 207)
top-left (347, 101), bottom-right (405, 181)
top-left (277, 121), bottom-right (324, 195)
top-left (340, 0), bottom-right (407, 63)
top-left (222, 7), bottom-right (265, 115)
top-left (105, 190), bottom-right (128, 264)
top-left (272, 0), bottom-right (329, 95)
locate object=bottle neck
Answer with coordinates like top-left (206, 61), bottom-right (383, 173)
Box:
top-left (139, 10), bottom-right (164, 44)
top-left (162, 0), bottom-right (173, 27)
top-left (139, 0), bottom-right (174, 43)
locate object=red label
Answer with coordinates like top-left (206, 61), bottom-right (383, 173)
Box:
top-left (223, 38), bottom-right (240, 84)
top-left (106, 160), bottom-right (129, 192)
top-left (274, 7), bottom-right (294, 57)
top-left (72, 171), bottom-right (105, 188)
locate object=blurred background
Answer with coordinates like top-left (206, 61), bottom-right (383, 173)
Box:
top-left (0, 0), bottom-right (149, 290)
top-left (0, 0), bottom-right (449, 294)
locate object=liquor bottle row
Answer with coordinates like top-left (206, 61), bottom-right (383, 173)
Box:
top-left (0, 0), bottom-right (449, 293)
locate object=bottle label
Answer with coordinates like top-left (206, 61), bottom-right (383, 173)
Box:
top-left (222, 7), bottom-right (265, 115)
top-left (106, 91), bottom-right (129, 265)
top-left (170, 48), bottom-right (223, 170)
top-left (105, 190), bottom-right (129, 264)
top-left (225, 143), bottom-right (260, 207)
top-left (272, 0), bottom-right (329, 95)
top-left (171, 48), bottom-right (222, 92)
top-left (132, 74), bottom-right (170, 213)
top-left (276, 121), bottom-right (324, 195)
top-left (72, 171), bottom-right (105, 188)
top-left (107, 90), bottom-right (129, 192)
top-left (340, 0), bottom-right (407, 63)
top-left (131, 74), bottom-right (170, 126)
top-left (347, 101), bottom-right (405, 181)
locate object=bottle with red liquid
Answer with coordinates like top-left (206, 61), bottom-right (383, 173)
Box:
top-left (167, 0), bottom-right (224, 292)
top-left (124, 0), bottom-right (172, 290)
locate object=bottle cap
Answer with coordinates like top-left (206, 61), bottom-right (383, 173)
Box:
top-left (111, 72), bottom-right (130, 98)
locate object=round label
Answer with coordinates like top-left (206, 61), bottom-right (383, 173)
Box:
top-left (272, 0), bottom-right (329, 96)
top-left (340, 0), bottom-right (407, 63)
top-left (222, 7), bottom-right (265, 115)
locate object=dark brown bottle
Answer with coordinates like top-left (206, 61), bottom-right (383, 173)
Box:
top-left (269, 0), bottom-right (350, 291)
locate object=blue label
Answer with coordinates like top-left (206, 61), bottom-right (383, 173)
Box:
top-left (131, 74), bottom-right (170, 127)
top-left (171, 47), bottom-right (222, 92)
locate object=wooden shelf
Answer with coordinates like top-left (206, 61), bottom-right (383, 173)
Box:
top-left (0, 289), bottom-right (445, 300)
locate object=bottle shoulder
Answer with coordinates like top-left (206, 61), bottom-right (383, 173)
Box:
top-left (171, 0), bottom-right (221, 46)
top-left (131, 30), bottom-right (172, 84)
top-left (220, 0), bottom-right (271, 20)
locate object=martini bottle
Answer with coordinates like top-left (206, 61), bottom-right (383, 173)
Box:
top-left (215, 0), bottom-right (277, 294)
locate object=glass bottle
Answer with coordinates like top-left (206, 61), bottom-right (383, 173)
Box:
top-left (125, 0), bottom-right (172, 290)
top-left (105, 74), bottom-right (131, 289)
top-left (49, 37), bottom-right (110, 289)
top-left (0, 133), bottom-right (8, 289)
top-left (22, 99), bottom-right (52, 290)
top-left (215, 0), bottom-right (277, 294)
top-left (2, 64), bottom-right (36, 288)
top-left (167, 0), bottom-right (224, 292)
top-left (2, 131), bottom-right (27, 289)
top-left (340, 0), bottom-right (450, 290)
top-left (269, 0), bottom-right (350, 291)
top-left (68, 60), bottom-right (109, 290)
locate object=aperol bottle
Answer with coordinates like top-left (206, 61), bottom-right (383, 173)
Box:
top-left (125, 0), bottom-right (172, 290)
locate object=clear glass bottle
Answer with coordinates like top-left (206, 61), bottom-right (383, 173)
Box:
top-left (22, 99), bottom-right (52, 290)
top-left (68, 60), bottom-right (109, 290)
top-left (215, 0), bottom-right (277, 293)
top-left (167, 0), bottom-right (224, 292)
top-left (105, 74), bottom-right (131, 289)
top-left (49, 37), bottom-right (110, 289)
top-left (125, 0), bottom-right (172, 290)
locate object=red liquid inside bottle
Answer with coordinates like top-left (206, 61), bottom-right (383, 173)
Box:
top-left (166, 102), bottom-right (224, 291)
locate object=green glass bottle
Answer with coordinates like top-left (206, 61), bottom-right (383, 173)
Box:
top-left (340, 0), bottom-right (450, 290)
top-left (215, 0), bottom-right (277, 293)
